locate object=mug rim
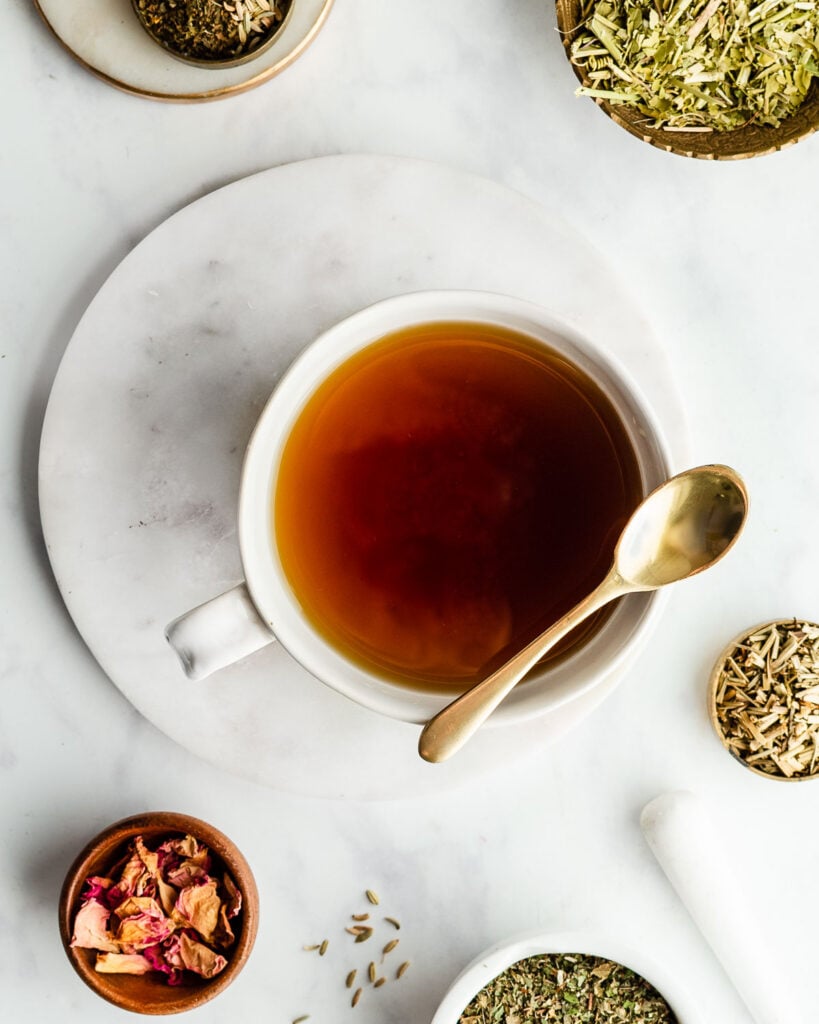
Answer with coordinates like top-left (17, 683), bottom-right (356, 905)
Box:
top-left (239, 290), bottom-right (672, 724)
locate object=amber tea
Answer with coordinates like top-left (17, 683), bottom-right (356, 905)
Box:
top-left (274, 322), bottom-right (642, 689)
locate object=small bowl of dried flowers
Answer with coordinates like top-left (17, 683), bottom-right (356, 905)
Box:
top-left (132, 0), bottom-right (295, 68)
top-left (709, 618), bottom-right (819, 781)
top-left (556, 0), bottom-right (819, 159)
top-left (431, 929), bottom-right (699, 1024)
top-left (58, 811), bottom-right (258, 1014)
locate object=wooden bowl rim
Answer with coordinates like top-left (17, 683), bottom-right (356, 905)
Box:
top-left (58, 811), bottom-right (259, 1015)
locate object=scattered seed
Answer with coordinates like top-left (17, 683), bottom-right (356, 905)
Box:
top-left (352, 987), bottom-right (363, 1007)
top-left (303, 944), bottom-right (320, 952)
top-left (368, 962), bottom-right (377, 983)
top-left (346, 969), bottom-right (357, 989)
top-left (319, 939), bottom-right (329, 956)
top-left (384, 917), bottom-right (401, 930)
top-left (365, 889), bottom-right (380, 905)
top-left (397, 961), bottom-right (410, 979)
top-left (292, 1017), bottom-right (310, 1024)
top-left (346, 926), bottom-right (367, 936)
top-left (351, 913), bottom-right (370, 922)
top-left (354, 927), bottom-right (373, 943)
top-left (383, 939), bottom-right (399, 955)
top-left (374, 977), bottom-right (386, 988)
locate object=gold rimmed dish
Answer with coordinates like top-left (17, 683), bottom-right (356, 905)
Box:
top-left (708, 618), bottom-right (819, 781)
top-left (34, 0), bottom-right (334, 103)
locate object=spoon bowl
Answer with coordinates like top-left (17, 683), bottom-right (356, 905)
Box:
top-left (615, 465), bottom-right (748, 589)
top-left (419, 465), bottom-right (748, 763)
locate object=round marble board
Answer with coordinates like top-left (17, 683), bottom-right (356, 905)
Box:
top-left (35, 0), bottom-right (334, 101)
top-left (39, 155), bottom-right (687, 799)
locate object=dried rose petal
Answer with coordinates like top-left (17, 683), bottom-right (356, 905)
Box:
top-left (222, 872), bottom-right (242, 918)
top-left (177, 932), bottom-right (227, 979)
top-left (156, 876), bottom-right (178, 918)
top-left (143, 943), bottom-right (183, 986)
top-left (71, 831), bottom-right (241, 988)
top-left (160, 835), bottom-right (211, 887)
top-left (213, 904), bottom-right (235, 949)
top-left (161, 933), bottom-right (185, 971)
top-left (95, 952), bottom-right (153, 975)
top-left (83, 876), bottom-right (113, 903)
top-left (115, 850), bottom-right (146, 899)
top-left (71, 899), bottom-right (119, 953)
top-left (134, 835), bottom-right (160, 876)
top-left (174, 878), bottom-right (221, 944)
top-left (115, 898), bottom-right (175, 951)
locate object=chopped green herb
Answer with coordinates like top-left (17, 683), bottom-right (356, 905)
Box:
top-left (570, 0), bottom-right (819, 130)
top-left (457, 953), bottom-right (676, 1023)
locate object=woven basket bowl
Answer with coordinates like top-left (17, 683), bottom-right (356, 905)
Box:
top-left (556, 0), bottom-right (819, 160)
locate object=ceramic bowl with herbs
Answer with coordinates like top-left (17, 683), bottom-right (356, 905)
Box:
top-left (556, 0), bottom-right (819, 159)
top-left (58, 811), bottom-right (258, 1015)
top-left (132, 0), bottom-right (295, 68)
top-left (431, 929), bottom-right (699, 1024)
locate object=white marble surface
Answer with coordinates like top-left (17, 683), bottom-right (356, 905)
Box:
top-left (4, 0), bottom-right (819, 1021)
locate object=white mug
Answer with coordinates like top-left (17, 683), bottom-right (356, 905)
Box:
top-left (166, 291), bottom-right (671, 725)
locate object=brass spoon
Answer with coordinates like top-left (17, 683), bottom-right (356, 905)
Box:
top-left (418, 464), bottom-right (749, 764)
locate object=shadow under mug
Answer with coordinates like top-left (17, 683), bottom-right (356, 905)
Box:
top-left (165, 290), bottom-right (672, 725)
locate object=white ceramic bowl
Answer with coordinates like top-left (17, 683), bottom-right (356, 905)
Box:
top-left (431, 929), bottom-right (700, 1024)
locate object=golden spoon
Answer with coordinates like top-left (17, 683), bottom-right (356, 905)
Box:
top-left (418, 464), bottom-right (749, 764)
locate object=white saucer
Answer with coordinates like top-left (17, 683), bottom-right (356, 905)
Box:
top-left (38, 155), bottom-right (687, 799)
top-left (34, 0), bottom-right (334, 102)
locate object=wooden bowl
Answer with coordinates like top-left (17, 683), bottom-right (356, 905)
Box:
top-left (59, 812), bottom-right (259, 1014)
top-left (555, 0), bottom-right (819, 160)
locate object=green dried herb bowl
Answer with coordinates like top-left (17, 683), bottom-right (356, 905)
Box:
top-left (132, 0), bottom-right (296, 70)
top-left (58, 811), bottom-right (259, 1015)
top-left (430, 929), bottom-right (701, 1024)
top-left (555, 0), bottom-right (819, 160)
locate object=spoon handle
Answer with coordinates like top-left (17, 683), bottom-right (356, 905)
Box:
top-left (418, 569), bottom-right (629, 763)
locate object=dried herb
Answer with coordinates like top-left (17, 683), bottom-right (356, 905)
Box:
top-left (134, 0), bottom-right (290, 62)
top-left (457, 953), bottom-right (675, 1024)
top-left (569, 0), bottom-right (819, 130)
top-left (300, 887), bottom-right (409, 1017)
top-left (69, 834), bottom-right (242, 985)
top-left (712, 619), bottom-right (819, 778)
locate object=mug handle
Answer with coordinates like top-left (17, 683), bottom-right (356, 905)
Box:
top-left (165, 584), bottom-right (276, 681)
